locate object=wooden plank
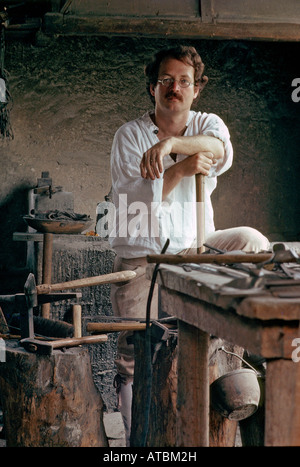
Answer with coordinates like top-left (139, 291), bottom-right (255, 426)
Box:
top-left (176, 322), bottom-right (209, 446)
top-left (13, 232), bottom-right (44, 242)
top-left (201, 0), bottom-right (300, 24)
top-left (237, 296), bottom-right (300, 321)
top-left (160, 287), bottom-right (300, 359)
top-left (44, 13), bottom-right (300, 42)
top-left (67, 0), bottom-right (200, 18)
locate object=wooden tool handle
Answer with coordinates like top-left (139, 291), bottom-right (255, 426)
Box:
top-left (36, 270), bottom-right (136, 295)
top-left (195, 173), bottom-right (205, 254)
top-left (41, 232), bottom-right (53, 318)
top-left (73, 305), bottom-right (82, 338)
top-left (86, 322), bottom-right (147, 333)
top-left (147, 253), bottom-right (273, 264)
top-left (50, 334), bottom-right (108, 349)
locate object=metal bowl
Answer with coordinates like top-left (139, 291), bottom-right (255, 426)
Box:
top-left (210, 368), bottom-right (261, 421)
top-left (23, 216), bottom-right (93, 234)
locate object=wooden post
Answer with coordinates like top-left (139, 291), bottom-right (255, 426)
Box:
top-left (72, 304), bottom-right (82, 338)
top-left (265, 358), bottom-right (300, 446)
top-left (131, 331), bottom-right (178, 447)
top-left (41, 232), bottom-right (53, 318)
top-left (176, 322), bottom-right (209, 446)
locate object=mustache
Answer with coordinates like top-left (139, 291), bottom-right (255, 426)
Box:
top-left (166, 91), bottom-right (182, 101)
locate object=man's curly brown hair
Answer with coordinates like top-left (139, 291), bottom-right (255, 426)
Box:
top-left (145, 45), bottom-right (208, 105)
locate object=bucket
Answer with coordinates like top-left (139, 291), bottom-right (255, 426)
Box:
top-left (210, 347), bottom-right (261, 421)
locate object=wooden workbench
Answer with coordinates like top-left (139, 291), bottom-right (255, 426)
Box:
top-left (151, 263), bottom-right (300, 447)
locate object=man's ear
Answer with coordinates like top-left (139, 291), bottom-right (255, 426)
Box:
top-left (150, 83), bottom-right (156, 97)
top-left (193, 87), bottom-right (200, 100)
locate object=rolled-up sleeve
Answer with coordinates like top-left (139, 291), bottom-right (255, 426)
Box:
top-left (198, 112), bottom-right (233, 177)
top-left (111, 124), bottom-right (164, 206)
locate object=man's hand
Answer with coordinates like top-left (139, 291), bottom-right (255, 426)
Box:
top-left (140, 138), bottom-right (173, 180)
top-left (178, 152), bottom-right (215, 177)
top-left (162, 151), bottom-right (215, 199)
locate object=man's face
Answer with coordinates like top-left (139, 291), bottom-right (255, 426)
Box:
top-left (150, 57), bottom-right (199, 115)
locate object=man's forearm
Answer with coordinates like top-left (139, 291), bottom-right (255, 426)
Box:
top-left (141, 134), bottom-right (224, 181)
top-left (170, 135), bottom-right (224, 160)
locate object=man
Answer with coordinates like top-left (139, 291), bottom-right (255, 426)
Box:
top-left (109, 45), bottom-right (269, 445)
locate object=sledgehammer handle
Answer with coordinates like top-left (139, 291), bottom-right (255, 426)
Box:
top-left (36, 270), bottom-right (136, 295)
top-left (196, 173), bottom-right (205, 254)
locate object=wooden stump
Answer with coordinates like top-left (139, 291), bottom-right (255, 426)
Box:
top-left (131, 331), bottom-right (244, 447)
top-left (0, 340), bottom-right (108, 447)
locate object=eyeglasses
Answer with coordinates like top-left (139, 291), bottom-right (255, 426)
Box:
top-left (157, 77), bottom-right (195, 88)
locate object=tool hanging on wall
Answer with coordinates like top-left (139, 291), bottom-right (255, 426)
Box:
top-left (0, 14), bottom-right (13, 140)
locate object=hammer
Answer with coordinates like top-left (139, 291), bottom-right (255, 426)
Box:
top-left (195, 173), bottom-right (205, 254)
top-left (21, 270), bottom-right (136, 340)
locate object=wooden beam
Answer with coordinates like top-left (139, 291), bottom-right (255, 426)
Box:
top-left (176, 322), bottom-right (209, 446)
top-left (43, 13), bottom-right (300, 41)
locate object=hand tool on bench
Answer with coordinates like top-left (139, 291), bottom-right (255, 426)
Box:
top-left (86, 319), bottom-right (178, 334)
top-left (195, 173), bottom-right (205, 254)
top-left (22, 273), bottom-right (82, 340)
top-left (147, 248), bottom-right (300, 266)
top-left (16, 269), bottom-right (136, 341)
top-left (20, 334), bottom-right (108, 355)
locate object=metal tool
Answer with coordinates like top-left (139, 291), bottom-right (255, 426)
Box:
top-left (181, 263), bottom-right (250, 279)
top-left (150, 320), bottom-right (176, 364)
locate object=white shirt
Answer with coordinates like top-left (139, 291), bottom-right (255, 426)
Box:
top-left (109, 110), bottom-right (233, 258)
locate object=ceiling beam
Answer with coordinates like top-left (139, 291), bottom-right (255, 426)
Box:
top-left (43, 13), bottom-right (300, 42)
